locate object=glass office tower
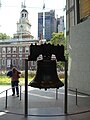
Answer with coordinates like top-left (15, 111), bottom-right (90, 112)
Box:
top-left (38, 10), bottom-right (56, 41)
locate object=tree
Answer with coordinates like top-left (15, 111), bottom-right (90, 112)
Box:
top-left (47, 32), bottom-right (66, 46)
top-left (0, 33), bottom-right (11, 40)
top-left (47, 32), bottom-right (67, 69)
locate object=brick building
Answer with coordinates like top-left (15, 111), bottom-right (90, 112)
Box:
top-left (0, 39), bottom-right (38, 71)
top-left (0, 4), bottom-right (39, 71)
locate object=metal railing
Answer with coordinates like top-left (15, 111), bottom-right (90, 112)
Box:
top-left (69, 88), bottom-right (90, 106)
top-left (0, 85), bottom-right (22, 109)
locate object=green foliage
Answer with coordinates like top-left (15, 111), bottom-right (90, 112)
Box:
top-left (28, 70), bottom-right (36, 78)
top-left (47, 32), bottom-right (67, 68)
top-left (47, 32), bottom-right (65, 46)
top-left (57, 61), bottom-right (65, 67)
top-left (20, 70), bottom-right (36, 78)
top-left (0, 71), bottom-right (65, 85)
top-left (0, 71), bottom-right (36, 85)
top-left (0, 33), bottom-right (11, 40)
top-left (0, 76), bottom-right (11, 85)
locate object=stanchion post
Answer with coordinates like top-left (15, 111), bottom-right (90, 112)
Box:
top-left (5, 90), bottom-right (8, 109)
top-left (76, 88), bottom-right (77, 105)
top-left (56, 88), bottom-right (58, 100)
top-left (64, 60), bottom-right (68, 114)
top-left (25, 59), bottom-right (28, 117)
top-left (20, 85), bottom-right (21, 101)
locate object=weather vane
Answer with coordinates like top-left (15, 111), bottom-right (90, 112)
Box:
top-left (0, 0), bottom-right (2, 8)
top-left (21, 0), bottom-right (26, 9)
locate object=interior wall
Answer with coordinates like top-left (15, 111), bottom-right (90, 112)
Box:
top-left (68, 17), bottom-right (90, 94)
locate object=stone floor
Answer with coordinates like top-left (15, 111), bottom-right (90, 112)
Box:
top-left (0, 86), bottom-right (90, 120)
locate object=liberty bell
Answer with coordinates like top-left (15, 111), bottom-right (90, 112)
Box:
top-left (28, 43), bottom-right (65, 90)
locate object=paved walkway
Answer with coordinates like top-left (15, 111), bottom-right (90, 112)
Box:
top-left (0, 85), bottom-right (90, 120)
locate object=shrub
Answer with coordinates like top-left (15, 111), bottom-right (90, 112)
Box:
top-left (58, 71), bottom-right (65, 79)
top-left (28, 70), bottom-right (36, 78)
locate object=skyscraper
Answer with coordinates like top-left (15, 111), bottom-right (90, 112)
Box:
top-left (56, 16), bottom-right (64, 33)
top-left (38, 10), bottom-right (56, 41)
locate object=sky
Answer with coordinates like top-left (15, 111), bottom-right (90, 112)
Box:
top-left (0, 0), bottom-right (66, 39)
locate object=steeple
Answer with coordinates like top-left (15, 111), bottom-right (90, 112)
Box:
top-left (13, 0), bottom-right (32, 39)
top-left (21, 0), bottom-right (28, 20)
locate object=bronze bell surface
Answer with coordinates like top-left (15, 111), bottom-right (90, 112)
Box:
top-left (29, 59), bottom-right (64, 90)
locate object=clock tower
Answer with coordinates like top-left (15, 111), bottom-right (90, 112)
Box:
top-left (13, 1), bottom-right (32, 39)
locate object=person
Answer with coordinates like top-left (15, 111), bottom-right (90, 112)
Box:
top-left (7, 67), bottom-right (21, 97)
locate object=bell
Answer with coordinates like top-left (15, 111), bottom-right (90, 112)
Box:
top-left (29, 60), bottom-right (64, 90)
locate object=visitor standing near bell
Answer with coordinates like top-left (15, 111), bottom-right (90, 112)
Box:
top-left (7, 67), bottom-right (21, 97)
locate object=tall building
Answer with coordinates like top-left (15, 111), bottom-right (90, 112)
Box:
top-left (66, 0), bottom-right (90, 94)
top-left (38, 10), bottom-right (56, 41)
top-left (56, 16), bottom-right (65, 33)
